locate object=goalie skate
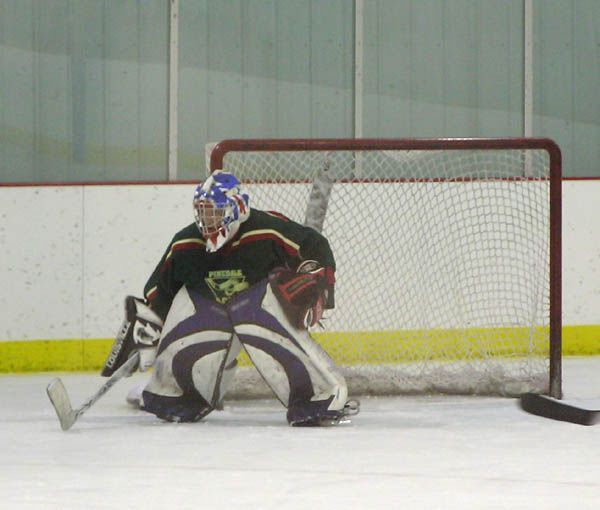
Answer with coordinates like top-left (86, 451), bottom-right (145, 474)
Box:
top-left (126, 382), bottom-right (146, 408)
top-left (289, 399), bottom-right (360, 427)
top-left (126, 382), bottom-right (225, 411)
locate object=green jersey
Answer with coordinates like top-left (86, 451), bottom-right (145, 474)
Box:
top-left (143, 208), bottom-right (336, 320)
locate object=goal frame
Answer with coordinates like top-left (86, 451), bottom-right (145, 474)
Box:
top-left (209, 137), bottom-right (562, 398)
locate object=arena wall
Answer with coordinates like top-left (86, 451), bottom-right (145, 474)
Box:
top-left (0, 180), bottom-right (598, 371)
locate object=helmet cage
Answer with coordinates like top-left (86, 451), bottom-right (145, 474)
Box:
top-left (194, 199), bottom-right (232, 238)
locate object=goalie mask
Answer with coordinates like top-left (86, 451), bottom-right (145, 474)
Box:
top-left (193, 171), bottom-right (250, 252)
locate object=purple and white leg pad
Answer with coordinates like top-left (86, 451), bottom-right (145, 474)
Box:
top-left (228, 280), bottom-right (350, 425)
top-left (140, 281), bottom-right (352, 425)
top-left (142, 287), bottom-right (239, 422)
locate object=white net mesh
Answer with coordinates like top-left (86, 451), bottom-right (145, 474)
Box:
top-left (207, 141), bottom-right (559, 397)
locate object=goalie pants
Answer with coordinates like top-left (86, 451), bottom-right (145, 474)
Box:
top-left (141, 280), bottom-right (348, 423)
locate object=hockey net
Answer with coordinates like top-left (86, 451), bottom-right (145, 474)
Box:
top-left (207, 138), bottom-right (562, 398)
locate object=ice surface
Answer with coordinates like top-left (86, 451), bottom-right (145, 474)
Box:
top-left (1, 358), bottom-right (599, 509)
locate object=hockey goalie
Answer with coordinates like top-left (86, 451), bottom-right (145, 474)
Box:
top-left (100, 171), bottom-right (358, 426)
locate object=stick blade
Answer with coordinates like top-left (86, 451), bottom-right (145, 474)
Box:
top-left (46, 378), bottom-right (77, 431)
top-left (519, 392), bottom-right (600, 426)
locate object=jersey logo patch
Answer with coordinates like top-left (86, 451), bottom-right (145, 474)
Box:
top-left (205, 269), bottom-right (249, 304)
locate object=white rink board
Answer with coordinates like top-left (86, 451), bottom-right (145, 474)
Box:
top-left (0, 187), bottom-right (84, 339)
top-left (0, 180), bottom-right (599, 341)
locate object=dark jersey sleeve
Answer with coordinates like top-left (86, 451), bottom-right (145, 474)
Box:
top-left (142, 246), bottom-right (174, 321)
top-left (280, 219), bottom-right (334, 270)
top-left (142, 224), bottom-right (205, 321)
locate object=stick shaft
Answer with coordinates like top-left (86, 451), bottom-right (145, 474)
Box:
top-left (76, 352), bottom-right (140, 417)
top-left (47, 352), bottom-right (140, 430)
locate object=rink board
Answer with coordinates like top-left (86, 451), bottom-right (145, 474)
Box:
top-left (2, 182), bottom-right (600, 375)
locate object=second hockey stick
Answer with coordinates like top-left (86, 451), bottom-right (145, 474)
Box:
top-left (46, 352), bottom-right (140, 431)
top-left (519, 392), bottom-right (600, 426)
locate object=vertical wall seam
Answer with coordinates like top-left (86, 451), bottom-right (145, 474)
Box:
top-left (66, 1), bottom-right (72, 179)
top-left (32, 1), bottom-right (40, 180)
top-left (102, 3), bottom-right (107, 179)
top-left (206, 2), bottom-right (211, 148)
top-left (409, 2), bottom-right (413, 133)
top-left (274, 0), bottom-right (279, 137)
top-left (376, 2), bottom-right (381, 135)
top-left (309, 2), bottom-right (313, 136)
top-left (571, 1), bottom-right (575, 167)
top-left (137, 3), bottom-right (142, 178)
top-left (442, 2), bottom-right (446, 133)
top-left (240, 0), bottom-right (246, 137)
top-left (524, 0), bottom-right (533, 137)
top-left (354, 0), bottom-right (364, 139)
top-left (475, 2), bottom-right (480, 134)
top-left (168, 0), bottom-right (179, 180)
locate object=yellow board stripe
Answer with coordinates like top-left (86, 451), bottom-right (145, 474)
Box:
top-left (1, 325), bottom-right (599, 373)
top-left (0, 338), bottom-right (111, 372)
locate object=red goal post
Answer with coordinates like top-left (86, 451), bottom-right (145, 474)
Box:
top-left (208, 138), bottom-right (562, 398)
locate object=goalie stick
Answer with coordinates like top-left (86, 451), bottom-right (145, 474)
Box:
top-left (46, 352), bottom-right (140, 431)
top-left (519, 392), bottom-right (600, 426)
top-left (304, 157), bottom-right (333, 234)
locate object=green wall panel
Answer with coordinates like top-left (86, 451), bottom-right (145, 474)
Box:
top-left (178, 0), bottom-right (353, 180)
top-left (0, 0), bottom-right (35, 181)
top-left (0, 0), bottom-right (168, 183)
top-left (363, 0), bottom-right (523, 138)
top-left (534, 0), bottom-right (599, 177)
top-left (0, 0), bottom-right (598, 181)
